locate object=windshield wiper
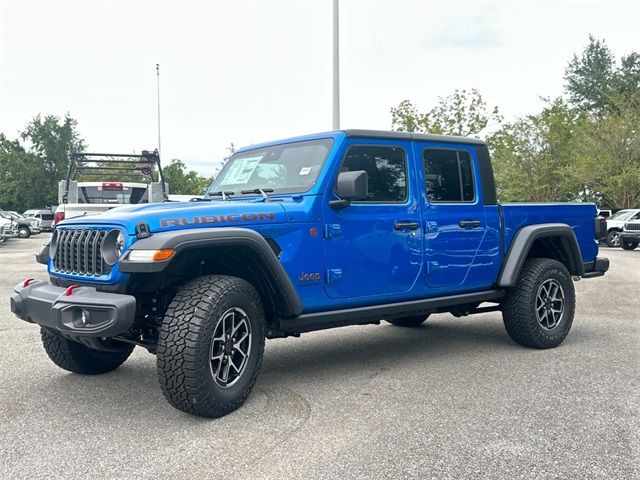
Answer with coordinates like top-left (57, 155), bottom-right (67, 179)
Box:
top-left (240, 188), bottom-right (273, 200)
top-left (207, 191), bottom-right (235, 201)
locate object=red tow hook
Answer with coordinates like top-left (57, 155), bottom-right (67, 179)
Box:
top-left (22, 278), bottom-right (36, 288)
top-left (64, 285), bottom-right (81, 296)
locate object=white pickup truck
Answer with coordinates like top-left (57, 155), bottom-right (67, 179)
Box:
top-left (54, 150), bottom-right (168, 226)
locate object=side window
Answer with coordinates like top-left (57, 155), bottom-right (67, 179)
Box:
top-left (423, 149), bottom-right (475, 202)
top-left (340, 145), bottom-right (407, 202)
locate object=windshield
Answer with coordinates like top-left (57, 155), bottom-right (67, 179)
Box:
top-left (609, 210), bottom-right (636, 220)
top-left (78, 186), bottom-right (149, 204)
top-left (207, 138), bottom-right (334, 196)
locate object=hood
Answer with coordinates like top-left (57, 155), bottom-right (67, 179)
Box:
top-left (59, 200), bottom-right (288, 234)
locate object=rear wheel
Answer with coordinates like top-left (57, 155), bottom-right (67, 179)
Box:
top-left (40, 328), bottom-right (134, 374)
top-left (386, 315), bottom-right (429, 327)
top-left (605, 230), bottom-right (621, 247)
top-left (501, 258), bottom-right (575, 349)
top-left (621, 240), bottom-right (638, 250)
top-left (156, 275), bottom-right (265, 418)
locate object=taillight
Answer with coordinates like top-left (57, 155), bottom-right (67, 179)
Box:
top-left (53, 211), bottom-right (65, 225)
top-left (101, 182), bottom-right (123, 191)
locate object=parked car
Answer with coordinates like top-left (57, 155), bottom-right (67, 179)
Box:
top-left (597, 209), bottom-right (612, 218)
top-left (11, 129), bottom-right (609, 418)
top-left (602, 209), bottom-right (640, 247)
top-left (54, 150), bottom-right (168, 226)
top-left (619, 218), bottom-right (640, 250)
top-left (0, 216), bottom-right (17, 242)
top-left (23, 209), bottom-right (55, 231)
top-left (0, 211), bottom-right (40, 238)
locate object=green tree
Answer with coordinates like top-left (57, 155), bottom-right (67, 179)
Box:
top-left (21, 114), bottom-right (86, 194)
top-left (391, 89), bottom-right (502, 137)
top-left (0, 114), bottom-right (85, 209)
top-left (488, 99), bottom-right (586, 202)
top-left (565, 35), bottom-right (640, 114)
top-left (0, 134), bottom-right (50, 210)
top-left (574, 96), bottom-right (640, 208)
top-left (162, 159), bottom-right (211, 195)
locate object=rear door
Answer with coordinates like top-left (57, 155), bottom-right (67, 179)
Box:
top-left (415, 143), bottom-right (488, 290)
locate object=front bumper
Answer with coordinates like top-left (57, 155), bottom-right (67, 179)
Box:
top-left (620, 232), bottom-right (640, 243)
top-left (10, 280), bottom-right (136, 337)
top-left (3, 227), bottom-right (17, 238)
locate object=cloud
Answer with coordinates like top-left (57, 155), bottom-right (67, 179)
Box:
top-left (429, 16), bottom-right (502, 49)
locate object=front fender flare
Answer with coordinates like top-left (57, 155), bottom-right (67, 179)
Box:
top-left (120, 227), bottom-right (303, 317)
top-left (497, 223), bottom-right (584, 287)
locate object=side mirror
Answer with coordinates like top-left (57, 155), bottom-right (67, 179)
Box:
top-left (330, 170), bottom-right (368, 210)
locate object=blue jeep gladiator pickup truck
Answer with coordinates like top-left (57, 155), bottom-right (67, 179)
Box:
top-left (11, 130), bottom-right (609, 417)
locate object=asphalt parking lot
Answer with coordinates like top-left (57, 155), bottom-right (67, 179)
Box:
top-left (0, 234), bottom-right (638, 479)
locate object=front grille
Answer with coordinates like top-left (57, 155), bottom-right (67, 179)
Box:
top-left (625, 223), bottom-right (640, 232)
top-left (53, 229), bottom-right (109, 276)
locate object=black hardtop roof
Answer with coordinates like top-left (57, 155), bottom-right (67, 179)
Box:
top-left (343, 129), bottom-right (486, 146)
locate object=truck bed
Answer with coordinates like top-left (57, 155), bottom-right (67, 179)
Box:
top-left (501, 203), bottom-right (598, 264)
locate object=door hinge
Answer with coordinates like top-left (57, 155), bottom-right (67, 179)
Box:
top-left (324, 224), bottom-right (342, 238)
top-left (326, 268), bottom-right (343, 284)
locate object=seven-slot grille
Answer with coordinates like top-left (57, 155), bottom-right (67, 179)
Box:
top-left (53, 229), bottom-right (109, 276)
top-left (625, 223), bottom-right (640, 231)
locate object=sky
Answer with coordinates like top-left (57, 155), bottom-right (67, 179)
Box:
top-left (1, 0), bottom-right (639, 177)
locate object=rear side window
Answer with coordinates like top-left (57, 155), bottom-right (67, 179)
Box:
top-left (423, 149), bottom-right (475, 202)
top-left (340, 145), bottom-right (407, 202)
top-left (78, 186), bottom-right (149, 204)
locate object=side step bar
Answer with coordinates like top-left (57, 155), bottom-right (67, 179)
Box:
top-left (278, 290), bottom-right (505, 334)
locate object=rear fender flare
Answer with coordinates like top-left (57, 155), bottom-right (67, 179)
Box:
top-left (497, 224), bottom-right (584, 287)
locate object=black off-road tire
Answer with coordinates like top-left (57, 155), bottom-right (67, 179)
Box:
top-left (386, 315), bottom-right (430, 327)
top-left (621, 240), bottom-right (638, 250)
top-left (605, 230), bottom-right (621, 248)
top-left (40, 327), bottom-right (134, 374)
top-left (501, 258), bottom-right (575, 349)
top-left (156, 275), bottom-right (265, 418)
top-left (18, 227), bottom-right (30, 238)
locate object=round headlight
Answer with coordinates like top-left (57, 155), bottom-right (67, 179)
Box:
top-left (115, 231), bottom-right (125, 258)
top-left (103, 229), bottom-right (126, 265)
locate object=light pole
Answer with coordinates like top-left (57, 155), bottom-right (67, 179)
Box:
top-left (156, 63), bottom-right (162, 157)
top-left (332, 0), bottom-right (340, 130)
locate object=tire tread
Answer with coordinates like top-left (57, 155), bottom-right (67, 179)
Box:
top-left (156, 275), bottom-right (265, 417)
top-left (502, 258), bottom-right (575, 349)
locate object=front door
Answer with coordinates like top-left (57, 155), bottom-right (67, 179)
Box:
top-left (323, 140), bottom-right (422, 301)
top-left (416, 143), bottom-right (487, 290)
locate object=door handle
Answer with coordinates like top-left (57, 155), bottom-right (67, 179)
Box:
top-left (459, 220), bottom-right (481, 229)
top-left (394, 221), bottom-right (420, 231)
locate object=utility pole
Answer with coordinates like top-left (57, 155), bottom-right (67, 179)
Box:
top-left (332, 0), bottom-right (340, 130)
top-left (156, 63), bottom-right (162, 157)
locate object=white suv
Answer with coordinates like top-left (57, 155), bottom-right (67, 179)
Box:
top-left (0, 217), bottom-right (17, 242)
top-left (604, 209), bottom-right (640, 247)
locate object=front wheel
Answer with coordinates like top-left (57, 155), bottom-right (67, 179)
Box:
top-left (501, 258), bottom-right (575, 349)
top-left (18, 227), bottom-right (30, 238)
top-left (40, 328), bottom-right (134, 374)
top-left (156, 275), bottom-right (265, 418)
top-left (605, 230), bottom-right (621, 247)
top-left (621, 240), bottom-right (638, 250)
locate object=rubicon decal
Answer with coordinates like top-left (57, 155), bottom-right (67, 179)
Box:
top-left (160, 212), bottom-right (276, 228)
